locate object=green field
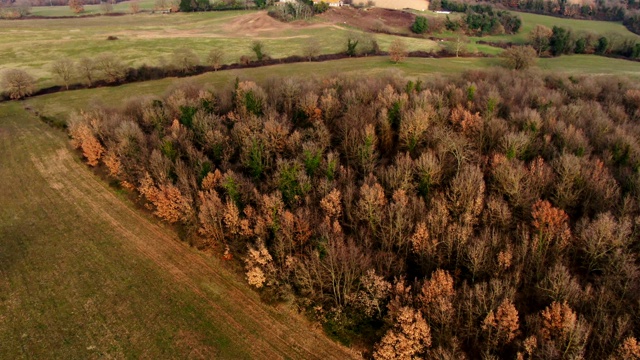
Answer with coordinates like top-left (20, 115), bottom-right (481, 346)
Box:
top-left (0, 10), bottom-right (439, 89)
top-left (0, 101), bottom-right (355, 359)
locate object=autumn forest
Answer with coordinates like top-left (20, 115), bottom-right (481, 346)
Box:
top-left (67, 69), bottom-right (640, 359)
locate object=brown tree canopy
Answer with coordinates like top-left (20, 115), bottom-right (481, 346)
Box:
top-left (68, 70), bottom-right (640, 359)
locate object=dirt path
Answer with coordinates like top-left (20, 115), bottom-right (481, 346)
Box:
top-left (0, 103), bottom-right (358, 359)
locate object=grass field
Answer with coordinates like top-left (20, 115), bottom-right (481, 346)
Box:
top-left (0, 101), bottom-right (356, 359)
top-left (0, 10), bottom-right (438, 89)
top-left (29, 0), bottom-right (157, 16)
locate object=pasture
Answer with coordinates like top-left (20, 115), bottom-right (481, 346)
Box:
top-left (0, 101), bottom-right (355, 359)
top-left (29, 0), bottom-right (157, 16)
top-left (0, 10), bottom-right (439, 88)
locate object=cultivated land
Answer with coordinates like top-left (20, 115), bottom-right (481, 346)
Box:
top-left (0, 102), bottom-right (356, 359)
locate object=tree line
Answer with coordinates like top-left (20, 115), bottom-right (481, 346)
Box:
top-left (527, 24), bottom-right (640, 59)
top-left (66, 69), bottom-right (640, 358)
top-left (431, 0), bottom-right (640, 37)
top-left (409, 2), bottom-right (521, 37)
top-left (0, 34), bottom-right (479, 101)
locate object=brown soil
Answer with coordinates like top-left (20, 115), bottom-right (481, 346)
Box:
top-left (319, 7), bottom-right (416, 33)
top-left (224, 11), bottom-right (318, 35)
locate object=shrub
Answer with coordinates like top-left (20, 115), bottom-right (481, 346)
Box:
top-left (502, 46), bottom-right (538, 70)
top-left (411, 16), bottom-right (429, 34)
top-left (1, 69), bottom-right (35, 100)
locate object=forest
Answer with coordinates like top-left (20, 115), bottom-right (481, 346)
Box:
top-left (67, 69), bottom-right (640, 359)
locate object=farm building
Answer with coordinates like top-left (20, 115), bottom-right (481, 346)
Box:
top-left (370, 0), bottom-right (429, 11)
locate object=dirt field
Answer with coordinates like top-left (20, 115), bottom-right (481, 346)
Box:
top-left (0, 102), bottom-right (358, 359)
top-left (319, 7), bottom-right (416, 33)
top-left (224, 11), bottom-right (317, 35)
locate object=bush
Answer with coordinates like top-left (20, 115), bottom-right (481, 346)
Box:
top-left (251, 41), bottom-right (267, 62)
top-left (502, 46), bottom-right (538, 70)
top-left (411, 16), bottom-right (429, 34)
top-left (2, 69), bottom-right (35, 100)
top-left (550, 26), bottom-right (571, 56)
top-left (314, 1), bottom-right (329, 13)
top-left (596, 36), bottom-right (610, 54)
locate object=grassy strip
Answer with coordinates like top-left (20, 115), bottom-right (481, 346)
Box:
top-left (24, 54), bottom-right (640, 123)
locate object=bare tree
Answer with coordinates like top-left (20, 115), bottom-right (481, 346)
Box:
top-left (302, 38), bottom-right (321, 61)
top-left (100, 0), bottom-right (113, 13)
top-left (68, 0), bottom-right (84, 13)
top-left (206, 48), bottom-right (224, 71)
top-left (51, 58), bottom-right (75, 90)
top-left (2, 69), bottom-right (35, 100)
top-left (447, 33), bottom-right (468, 57)
top-left (154, 0), bottom-right (168, 10)
top-left (172, 47), bottom-right (200, 73)
top-left (129, 0), bottom-right (141, 13)
top-left (95, 53), bottom-right (127, 83)
top-left (77, 57), bottom-right (96, 86)
top-left (15, 0), bottom-right (31, 17)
